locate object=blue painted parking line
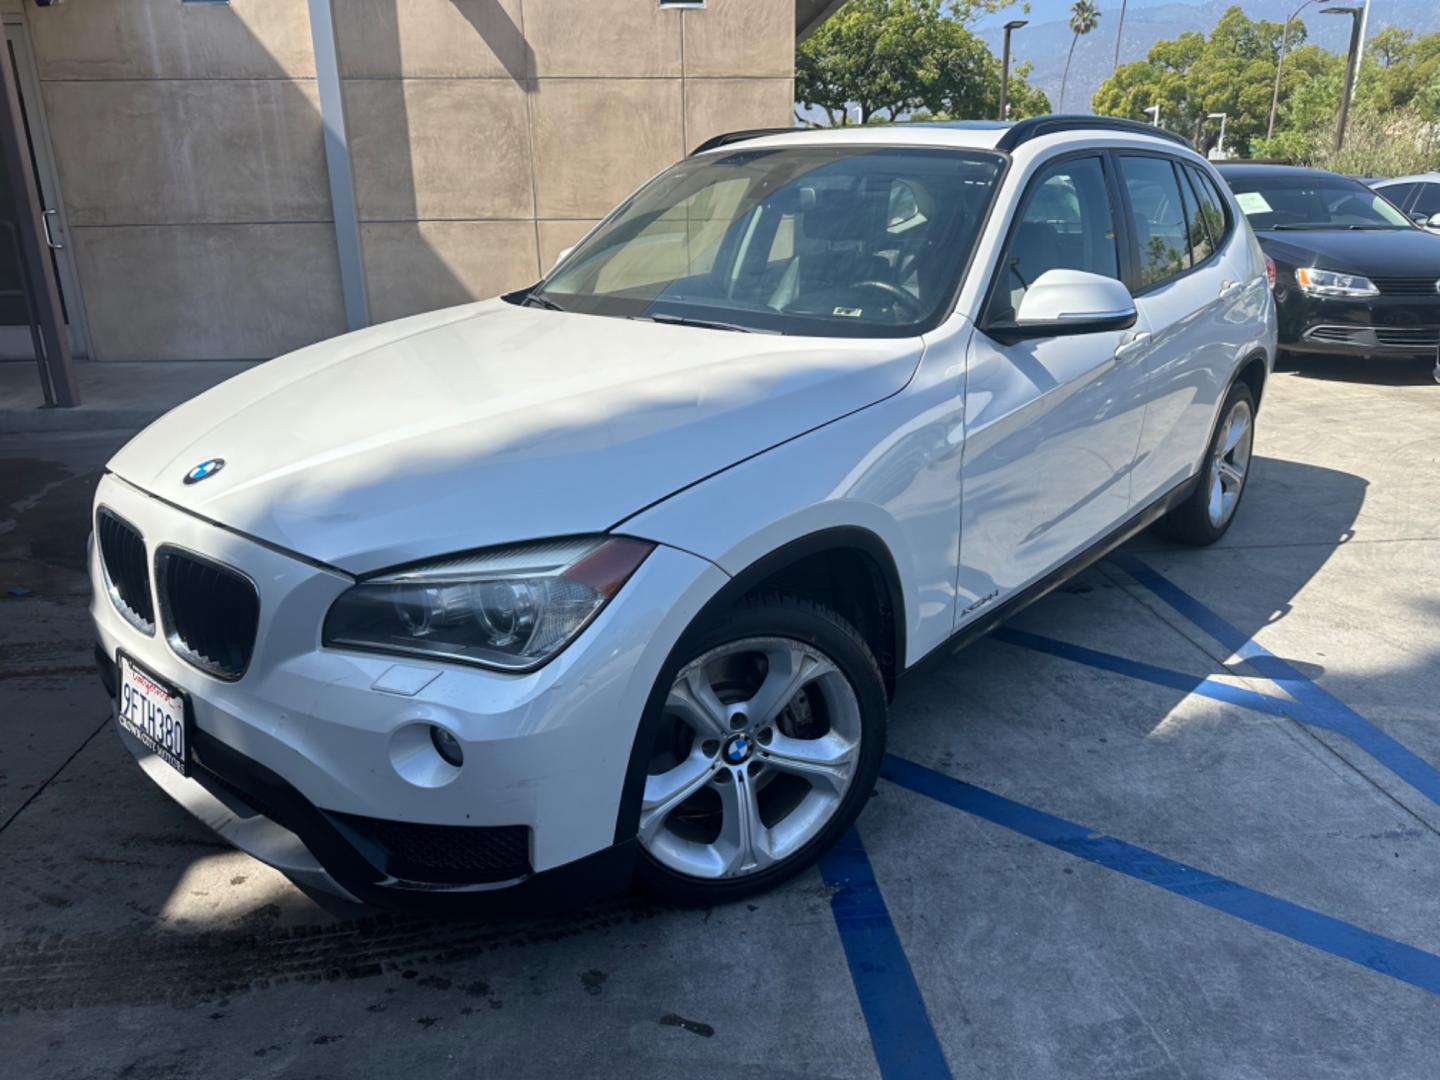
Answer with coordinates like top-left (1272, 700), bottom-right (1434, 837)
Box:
top-left (1106, 552), bottom-right (1440, 807)
top-left (818, 826), bottom-right (953, 1080)
top-left (992, 626), bottom-right (1440, 807)
top-left (992, 626), bottom-right (1309, 721)
top-left (882, 754), bottom-right (1440, 997)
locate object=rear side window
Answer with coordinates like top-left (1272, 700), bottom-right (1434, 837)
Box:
top-left (990, 155), bottom-right (1120, 320)
top-left (1176, 166), bottom-right (1213, 265)
top-left (1378, 182), bottom-right (1417, 211)
top-left (1118, 155), bottom-right (1191, 287)
top-left (1412, 183), bottom-right (1440, 217)
top-left (1185, 165), bottom-right (1230, 252)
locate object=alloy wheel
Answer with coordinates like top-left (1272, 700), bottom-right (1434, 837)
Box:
top-left (1206, 397), bottom-right (1253, 529)
top-left (639, 637), bottom-right (862, 881)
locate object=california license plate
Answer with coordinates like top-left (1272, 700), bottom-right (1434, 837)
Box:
top-left (116, 653), bottom-right (189, 776)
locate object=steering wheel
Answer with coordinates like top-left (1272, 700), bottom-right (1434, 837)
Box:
top-left (851, 280), bottom-right (923, 319)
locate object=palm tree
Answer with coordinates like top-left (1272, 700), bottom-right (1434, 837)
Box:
top-left (1059, 0), bottom-right (1101, 112)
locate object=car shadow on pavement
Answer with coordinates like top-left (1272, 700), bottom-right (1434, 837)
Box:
top-left (1277, 351), bottom-right (1438, 386)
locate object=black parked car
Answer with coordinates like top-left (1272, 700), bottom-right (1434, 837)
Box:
top-left (1216, 164), bottom-right (1440, 360)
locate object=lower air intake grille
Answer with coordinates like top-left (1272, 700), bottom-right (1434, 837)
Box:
top-left (1305, 326), bottom-right (1357, 344)
top-left (334, 814), bottom-right (532, 885)
top-left (156, 548), bottom-right (260, 680)
top-left (1375, 326), bottom-right (1440, 347)
top-left (97, 508), bottom-right (154, 632)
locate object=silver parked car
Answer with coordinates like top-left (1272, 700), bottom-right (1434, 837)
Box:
top-left (1370, 173), bottom-right (1440, 234)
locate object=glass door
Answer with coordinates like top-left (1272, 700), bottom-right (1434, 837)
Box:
top-left (0, 20), bottom-right (89, 360)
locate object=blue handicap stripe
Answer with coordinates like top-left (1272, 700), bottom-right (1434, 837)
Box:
top-left (992, 626), bottom-right (1310, 722)
top-left (818, 825), bottom-right (953, 1080)
top-left (1107, 552), bottom-right (1440, 807)
top-left (882, 754), bottom-right (1440, 997)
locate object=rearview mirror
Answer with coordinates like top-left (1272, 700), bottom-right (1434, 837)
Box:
top-left (988, 269), bottom-right (1137, 343)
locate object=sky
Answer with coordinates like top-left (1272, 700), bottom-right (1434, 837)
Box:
top-left (971, 0), bottom-right (1175, 30)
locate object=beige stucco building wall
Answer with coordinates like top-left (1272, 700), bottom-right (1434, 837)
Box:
top-left (19, 0), bottom-right (794, 360)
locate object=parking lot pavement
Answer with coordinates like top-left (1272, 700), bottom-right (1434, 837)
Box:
top-left (2, 354), bottom-right (1437, 1079)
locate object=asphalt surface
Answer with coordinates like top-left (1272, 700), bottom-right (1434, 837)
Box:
top-left (2, 351), bottom-right (1438, 1079)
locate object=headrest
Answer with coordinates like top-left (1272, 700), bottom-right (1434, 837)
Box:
top-left (801, 188), bottom-right (887, 242)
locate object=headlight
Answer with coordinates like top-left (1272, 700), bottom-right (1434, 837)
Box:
top-left (1295, 267), bottom-right (1379, 298)
top-left (323, 535), bottom-right (654, 672)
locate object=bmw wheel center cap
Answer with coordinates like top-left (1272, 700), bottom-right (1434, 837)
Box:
top-left (184, 457), bottom-right (225, 485)
top-left (723, 734), bottom-right (754, 765)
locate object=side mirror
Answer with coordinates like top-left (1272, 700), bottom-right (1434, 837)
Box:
top-left (1410, 211), bottom-right (1429, 225)
top-left (988, 268), bottom-right (1137, 343)
top-left (1428, 213), bottom-right (1440, 230)
top-left (551, 244), bottom-right (575, 272)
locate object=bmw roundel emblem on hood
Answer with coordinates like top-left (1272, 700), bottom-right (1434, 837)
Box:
top-left (183, 457), bottom-right (225, 485)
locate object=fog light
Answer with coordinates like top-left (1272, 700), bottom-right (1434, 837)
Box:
top-left (430, 725), bottom-right (464, 767)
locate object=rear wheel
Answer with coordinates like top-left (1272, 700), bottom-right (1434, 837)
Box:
top-left (1155, 380), bottom-right (1255, 545)
top-left (634, 592), bottom-right (886, 904)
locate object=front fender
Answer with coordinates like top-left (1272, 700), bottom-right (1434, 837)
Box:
top-left (615, 329), bottom-right (970, 669)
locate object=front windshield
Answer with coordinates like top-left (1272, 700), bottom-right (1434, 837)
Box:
top-left (1225, 173), bottom-right (1412, 231)
top-left (527, 146), bottom-right (1005, 337)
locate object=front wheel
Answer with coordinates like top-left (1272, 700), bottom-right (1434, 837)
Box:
top-left (634, 592), bottom-right (887, 905)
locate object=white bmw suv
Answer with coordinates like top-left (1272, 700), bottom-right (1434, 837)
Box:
top-left (91, 117), bottom-right (1276, 911)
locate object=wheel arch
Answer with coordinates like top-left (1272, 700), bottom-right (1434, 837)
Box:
top-left (612, 526), bottom-right (906, 846)
top-left (714, 527), bottom-right (905, 696)
top-left (1233, 350), bottom-right (1268, 411)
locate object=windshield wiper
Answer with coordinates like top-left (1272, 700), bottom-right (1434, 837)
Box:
top-left (629, 313), bottom-right (777, 334)
top-left (1344, 224), bottom-right (1406, 230)
top-left (522, 292), bottom-right (568, 312)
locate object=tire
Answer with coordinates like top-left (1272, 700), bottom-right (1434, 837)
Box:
top-left (633, 591), bottom-right (887, 905)
top-left (1154, 380), bottom-right (1256, 546)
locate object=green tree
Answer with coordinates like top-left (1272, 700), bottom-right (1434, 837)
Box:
top-left (795, 0), bottom-right (1048, 125)
top-left (1059, 0), bottom-right (1101, 112)
top-left (1253, 27), bottom-right (1440, 166)
top-left (1095, 7), bottom-right (1440, 160)
top-left (1093, 6), bottom-right (1292, 155)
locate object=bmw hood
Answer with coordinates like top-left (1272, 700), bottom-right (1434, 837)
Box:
top-left (1256, 226), bottom-right (1440, 278)
top-left (107, 299), bottom-right (924, 574)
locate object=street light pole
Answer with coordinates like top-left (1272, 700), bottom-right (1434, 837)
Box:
top-left (998, 20), bottom-right (1027, 122)
top-left (1267, 0), bottom-right (1330, 141)
top-left (1325, 5), bottom-right (1365, 151)
top-left (1207, 112), bottom-right (1228, 158)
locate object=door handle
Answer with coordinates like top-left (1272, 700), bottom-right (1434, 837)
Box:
top-left (41, 208), bottom-right (62, 250)
top-left (1219, 280), bottom-right (1244, 301)
top-left (1114, 332), bottom-right (1151, 363)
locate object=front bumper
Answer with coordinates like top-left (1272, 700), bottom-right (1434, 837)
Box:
top-left (90, 472), bottom-right (726, 909)
top-left (1279, 289), bottom-right (1440, 356)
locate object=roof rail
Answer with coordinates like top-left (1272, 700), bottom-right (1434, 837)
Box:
top-left (689, 127), bottom-right (800, 156)
top-left (995, 114), bottom-right (1192, 152)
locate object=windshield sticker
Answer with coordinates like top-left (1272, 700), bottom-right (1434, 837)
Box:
top-left (832, 306), bottom-right (863, 317)
top-left (1235, 191), bottom-right (1272, 215)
